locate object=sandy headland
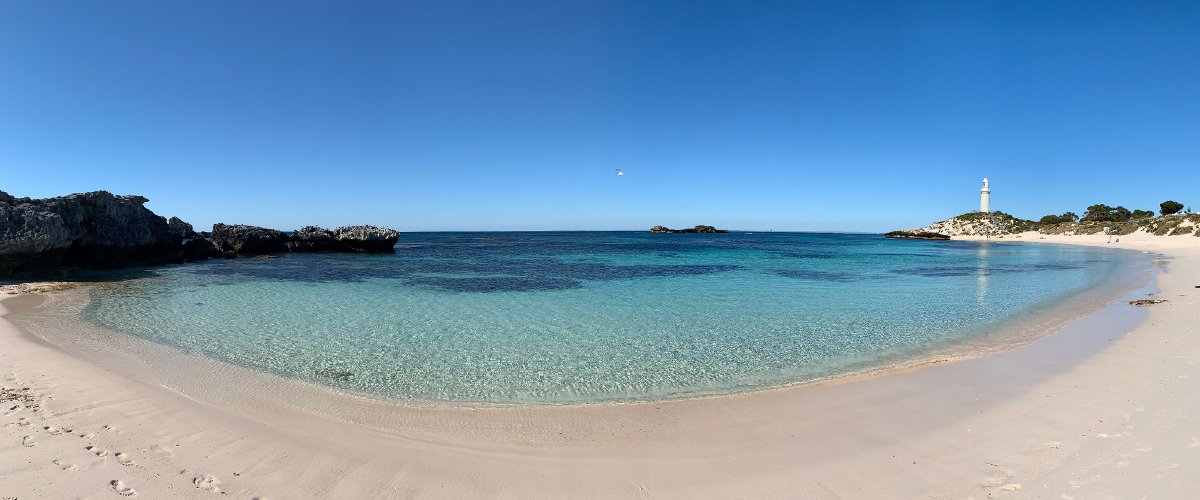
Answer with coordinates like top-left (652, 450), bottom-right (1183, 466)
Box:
top-left (3, 235), bottom-right (1199, 499)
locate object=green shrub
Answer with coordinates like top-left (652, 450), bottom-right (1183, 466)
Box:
top-left (1115, 222), bottom-right (1141, 235)
top-left (1160, 200), bottom-right (1184, 215)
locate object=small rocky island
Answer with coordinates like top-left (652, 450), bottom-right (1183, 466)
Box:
top-left (0, 190), bottom-right (400, 277)
top-left (883, 230), bottom-right (950, 240)
top-left (650, 225), bottom-right (729, 233)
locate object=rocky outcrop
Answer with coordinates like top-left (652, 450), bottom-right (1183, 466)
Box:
top-left (332, 225), bottom-right (399, 252)
top-left (210, 224), bottom-right (289, 254)
top-left (285, 241), bottom-right (312, 253)
top-left (650, 225), bottom-right (729, 234)
top-left (182, 237), bottom-right (212, 261)
top-left (280, 225), bottom-right (398, 253)
top-left (207, 223), bottom-right (398, 254)
top-left (0, 190), bottom-right (182, 276)
top-left (288, 226), bottom-right (335, 252)
top-left (0, 189), bottom-right (404, 275)
top-left (167, 217), bottom-right (197, 239)
top-left (884, 230), bottom-right (950, 240)
top-left (917, 212), bottom-right (1033, 236)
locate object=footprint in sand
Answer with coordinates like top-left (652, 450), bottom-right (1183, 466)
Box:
top-left (78, 430), bottom-right (95, 439)
top-left (53, 459), bottom-right (79, 471)
top-left (115, 452), bottom-right (137, 466)
top-left (193, 473), bottom-right (222, 493)
top-left (1069, 475), bottom-right (1102, 489)
top-left (150, 444), bottom-right (175, 457)
top-left (45, 425), bottom-right (64, 435)
top-left (110, 479), bottom-right (137, 496)
top-left (22, 435), bottom-right (36, 447)
top-left (1021, 440), bottom-right (1063, 453)
top-left (86, 445), bottom-right (110, 457)
top-left (17, 417), bottom-right (31, 426)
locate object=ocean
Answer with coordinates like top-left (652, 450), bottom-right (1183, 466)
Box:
top-left (76, 232), bottom-right (1132, 404)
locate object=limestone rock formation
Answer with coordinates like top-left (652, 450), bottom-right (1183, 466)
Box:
top-left (167, 216), bottom-right (197, 239)
top-left (285, 241), bottom-right (313, 253)
top-left (182, 237), bottom-right (211, 261)
top-left (918, 212), bottom-right (1033, 236)
top-left (650, 225), bottom-right (729, 234)
top-left (0, 190), bottom-right (182, 276)
top-left (288, 226), bottom-right (335, 252)
top-left (884, 230), bottom-right (950, 240)
top-left (210, 224), bottom-right (289, 255)
top-left (332, 225), bottom-right (400, 252)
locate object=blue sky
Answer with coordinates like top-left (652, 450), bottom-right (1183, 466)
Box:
top-left (2, 1), bottom-right (1197, 232)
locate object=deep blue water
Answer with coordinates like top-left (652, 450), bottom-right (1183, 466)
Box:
top-left (80, 232), bottom-right (1125, 403)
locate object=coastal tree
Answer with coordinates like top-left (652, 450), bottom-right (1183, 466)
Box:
top-left (1038, 212), bottom-right (1079, 224)
top-left (1082, 204), bottom-right (1133, 222)
top-left (1160, 200), bottom-right (1184, 215)
top-left (1131, 209), bottom-right (1155, 218)
top-left (1081, 204), bottom-right (1112, 221)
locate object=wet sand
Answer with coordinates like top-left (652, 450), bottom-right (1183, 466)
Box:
top-left (2, 237), bottom-right (1198, 499)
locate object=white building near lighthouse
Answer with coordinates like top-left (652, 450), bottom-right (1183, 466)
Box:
top-left (980, 178), bottom-right (991, 213)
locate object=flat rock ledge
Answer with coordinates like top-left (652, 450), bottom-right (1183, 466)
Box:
top-left (651, 225), bottom-right (729, 234)
top-left (210, 223), bottom-right (400, 256)
top-left (211, 224), bottom-right (289, 255)
top-left (884, 230), bottom-right (951, 240)
top-left (332, 225), bottom-right (401, 253)
top-left (288, 226), bottom-right (336, 253)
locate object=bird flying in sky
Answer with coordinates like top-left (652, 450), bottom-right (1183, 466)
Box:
top-left (615, 169), bottom-right (623, 176)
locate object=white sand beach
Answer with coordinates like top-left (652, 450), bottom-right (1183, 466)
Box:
top-left (3, 234), bottom-right (1198, 499)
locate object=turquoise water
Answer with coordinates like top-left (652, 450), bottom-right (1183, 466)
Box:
top-left (80, 232), bottom-right (1126, 404)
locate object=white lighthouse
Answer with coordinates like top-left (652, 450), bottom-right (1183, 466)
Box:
top-left (980, 178), bottom-right (991, 213)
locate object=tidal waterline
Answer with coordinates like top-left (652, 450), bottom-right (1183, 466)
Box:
top-left (77, 232), bottom-right (1135, 404)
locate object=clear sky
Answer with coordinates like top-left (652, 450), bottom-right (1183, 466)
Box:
top-left (2, 1), bottom-right (1197, 232)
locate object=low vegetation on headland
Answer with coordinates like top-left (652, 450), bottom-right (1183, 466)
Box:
top-left (889, 200), bottom-right (1197, 239)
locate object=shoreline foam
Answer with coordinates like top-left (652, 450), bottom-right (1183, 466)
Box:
top-left (2, 238), bottom-right (1198, 498)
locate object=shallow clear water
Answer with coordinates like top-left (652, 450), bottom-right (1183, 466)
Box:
top-left (80, 232), bottom-right (1125, 403)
